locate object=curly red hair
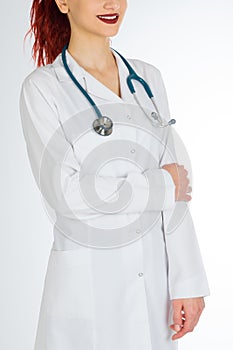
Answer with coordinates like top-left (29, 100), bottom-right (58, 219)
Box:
top-left (24, 0), bottom-right (71, 67)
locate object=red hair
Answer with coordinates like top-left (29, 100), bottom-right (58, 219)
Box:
top-left (24, 0), bottom-right (71, 67)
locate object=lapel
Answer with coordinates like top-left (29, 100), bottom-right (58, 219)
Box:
top-left (53, 48), bottom-right (136, 104)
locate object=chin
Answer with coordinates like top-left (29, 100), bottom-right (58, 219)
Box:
top-left (101, 29), bottom-right (120, 38)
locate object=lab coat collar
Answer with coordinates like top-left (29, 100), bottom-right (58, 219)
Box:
top-left (53, 48), bottom-right (135, 104)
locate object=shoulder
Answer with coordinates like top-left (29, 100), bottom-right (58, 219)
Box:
top-left (20, 52), bottom-right (63, 94)
top-left (20, 63), bottom-right (56, 90)
top-left (19, 56), bottom-right (62, 110)
top-left (19, 59), bottom-right (61, 114)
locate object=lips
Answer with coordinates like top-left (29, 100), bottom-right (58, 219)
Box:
top-left (96, 13), bottom-right (119, 24)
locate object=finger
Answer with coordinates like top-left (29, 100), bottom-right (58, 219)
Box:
top-left (184, 194), bottom-right (192, 201)
top-left (172, 309), bottom-right (202, 340)
top-left (170, 323), bottom-right (183, 332)
top-left (170, 321), bottom-right (184, 332)
top-left (170, 302), bottom-right (183, 332)
top-left (170, 315), bottom-right (185, 324)
top-left (176, 177), bottom-right (192, 199)
top-left (171, 319), bottom-right (195, 340)
top-left (170, 315), bottom-right (185, 336)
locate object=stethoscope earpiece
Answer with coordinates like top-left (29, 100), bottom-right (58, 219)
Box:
top-left (151, 112), bottom-right (176, 127)
top-left (168, 119), bottom-right (176, 125)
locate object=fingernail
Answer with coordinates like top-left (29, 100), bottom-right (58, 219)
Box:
top-left (174, 324), bottom-right (181, 332)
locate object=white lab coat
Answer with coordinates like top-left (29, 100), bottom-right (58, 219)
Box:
top-left (19, 48), bottom-right (210, 350)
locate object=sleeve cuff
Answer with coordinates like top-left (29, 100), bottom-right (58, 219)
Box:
top-left (169, 273), bottom-right (211, 300)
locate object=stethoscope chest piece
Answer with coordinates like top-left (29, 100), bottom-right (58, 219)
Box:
top-left (93, 116), bottom-right (113, 136)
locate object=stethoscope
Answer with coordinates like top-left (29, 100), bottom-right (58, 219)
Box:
top-left (61, 44), bottom-right (176, 136)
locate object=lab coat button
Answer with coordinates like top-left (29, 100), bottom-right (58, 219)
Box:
top-left (130, 149), bottom-right (135, 153)
top-left (138, 272), bottom-right (144, 277)
top-left (126, 114), bottom-right (132, 119)
top-left (136, 229), bottom-right (141, 234)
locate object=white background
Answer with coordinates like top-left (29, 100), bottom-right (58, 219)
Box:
top-left (1, 0), bottom-right (232, 348)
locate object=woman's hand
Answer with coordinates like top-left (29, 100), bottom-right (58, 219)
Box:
top-left (161, 163), bottom-right (192, 201)
top-left (170, 297), bottom-right (205, 340)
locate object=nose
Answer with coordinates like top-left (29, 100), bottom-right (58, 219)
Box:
top-left (103, 0), bottom-right (120, 11)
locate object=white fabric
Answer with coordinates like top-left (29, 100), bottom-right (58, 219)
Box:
top-left (19, 48), bottom-right (210, 350)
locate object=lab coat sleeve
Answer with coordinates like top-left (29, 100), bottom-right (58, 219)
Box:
top-left (19, 74), bottom-right (176, 221)
top-left (155, 69), bottom-right (211, 300)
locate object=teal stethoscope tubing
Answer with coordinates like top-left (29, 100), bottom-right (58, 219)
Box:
top-left (61, 44), bottom-right (176, 135)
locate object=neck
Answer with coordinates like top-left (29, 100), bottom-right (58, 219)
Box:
top-left (67, 32), bottom-right (115, 72)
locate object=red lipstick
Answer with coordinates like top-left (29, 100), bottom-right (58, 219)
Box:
top-left (96, 13), bottom-right (119, 25)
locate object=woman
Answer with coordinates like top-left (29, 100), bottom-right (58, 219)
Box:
top-left (20, 0), bottom-right (210, 349)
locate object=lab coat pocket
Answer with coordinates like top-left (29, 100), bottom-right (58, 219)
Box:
top-left (44, 248), bottom-right (94, 320)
